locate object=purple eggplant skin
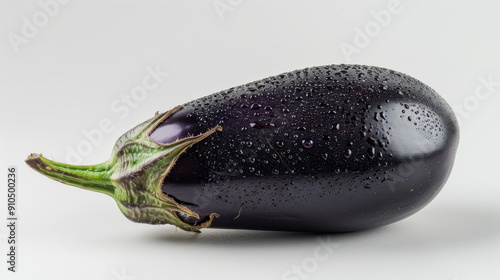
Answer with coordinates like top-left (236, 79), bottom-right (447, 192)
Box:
top-left (150, 64), bottom-right (459, 232)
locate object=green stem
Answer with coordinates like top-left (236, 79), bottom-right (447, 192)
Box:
top-left (25, 154), bottom-right (117, 197)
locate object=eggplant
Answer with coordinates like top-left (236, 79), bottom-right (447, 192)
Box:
top-left (26, 64), bottom-right (459, 232)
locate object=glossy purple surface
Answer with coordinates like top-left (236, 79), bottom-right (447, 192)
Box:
top-left (150, 65), bottom-right (459, 232)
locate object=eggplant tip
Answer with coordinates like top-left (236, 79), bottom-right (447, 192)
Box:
top-left (26, 153), bottom-right (42, 161)
top-left (25, 153), bottom-right (44, 172)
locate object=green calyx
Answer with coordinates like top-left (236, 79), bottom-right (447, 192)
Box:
top-left (26, 106), bottom-right (222, 232)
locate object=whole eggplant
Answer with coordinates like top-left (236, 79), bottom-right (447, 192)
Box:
top-left (26, 64), bottom-right (459, 232)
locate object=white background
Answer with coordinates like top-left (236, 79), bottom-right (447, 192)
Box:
top-left (1, 1), bottom-right (500, 279)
